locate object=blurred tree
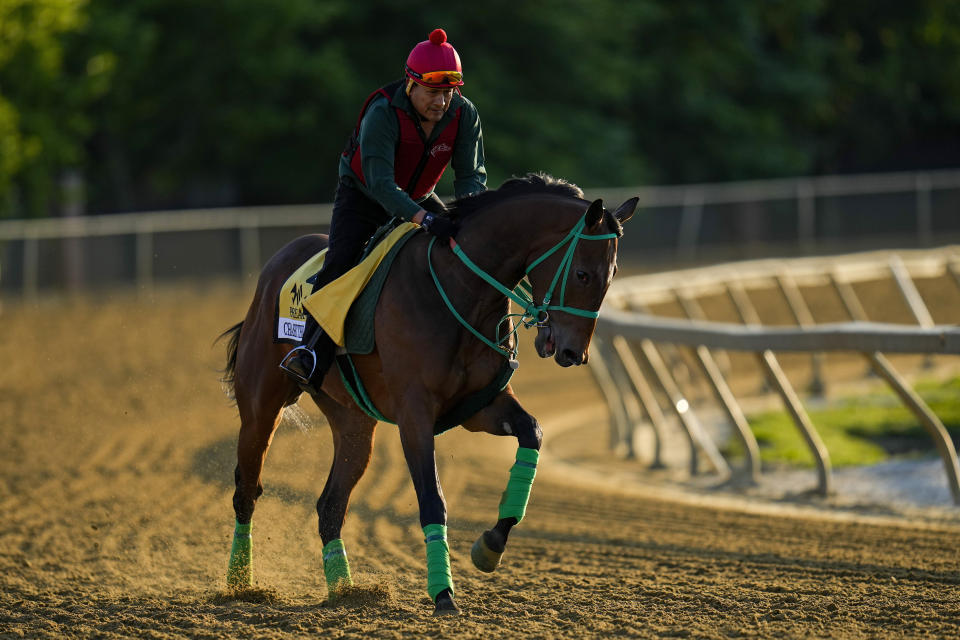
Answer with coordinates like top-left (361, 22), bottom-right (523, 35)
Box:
top-left (814, 0), bottom-right (960, 173)
top-left (72, 0), bottom-right (363, 211)
top-left (2, 0), bottom-right (959, 217)
top-left (0, 0), bottom-right (95, 217)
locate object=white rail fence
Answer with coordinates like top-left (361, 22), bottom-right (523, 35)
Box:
top-left (2, 168), bottom-right (960, 297)
top-left (591, 246), bottom-right (960, 504)
top-left (0, 204), bottom-right (333, 298)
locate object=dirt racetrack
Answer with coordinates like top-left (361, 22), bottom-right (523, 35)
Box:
top-left (2, 283), bottom-right (960, 639)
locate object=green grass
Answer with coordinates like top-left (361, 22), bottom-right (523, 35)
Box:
top-left (727, 376), bottom-right (960, 468)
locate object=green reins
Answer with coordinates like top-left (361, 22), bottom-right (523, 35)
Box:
top-left (427, 213), bottom-right (618, 364)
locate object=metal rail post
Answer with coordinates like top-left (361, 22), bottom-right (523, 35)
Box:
top-left (135, 222), bottom-right (153, 296)
top-left (727, 281), bottom-right (832, 496)
top-left (676, 291), bottom-right (761, 483)
top-left (590, 337), bottom-right (637, 459)
top-left (23, 232), bottom-right (38, 301)
top-left (915, 173), bottom-right (932, 247)
top-left (675, 292), bottom-right (733, 375)
top-left (869, 352), bottom-right (960, 505)
top-left (776, 271), bottom-right (825, 395)
top-left (610, 336), bottom-right (669, 469)
top-left (888, 255), bottom-right (936, 329)
top-left (831, 273), bottom-right (960, 505)
top-left (889, 255), bottom-right (936, 368)
top-left (796, 180), bottom-right (816, 253)
top-left (630, 337), bottom-right (731, 479)
top-left (677, 191), bottom-right (704, 262)
top-left (240, 224), bottom-right (261, 281)
top-left (829, 272), bottom-right (875, 378)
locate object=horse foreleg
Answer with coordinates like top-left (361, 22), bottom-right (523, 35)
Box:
top-left (396, 407), bottom-right (459, 616)
top-left (461, 388), bottom-right (543, 573)
top-left (311, 394), bottom-right (377, 598)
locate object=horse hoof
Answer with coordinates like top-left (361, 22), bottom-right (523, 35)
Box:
top-left (471, 530), bottom-right (503, 573)
top-left (433, 590), bottom-right (460, 616)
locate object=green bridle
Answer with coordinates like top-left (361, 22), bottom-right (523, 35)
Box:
top-left (427, 212), bottom-right (618, 364)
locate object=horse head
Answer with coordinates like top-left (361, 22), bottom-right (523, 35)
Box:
top-left (530, 197), bottom-right (638, 366)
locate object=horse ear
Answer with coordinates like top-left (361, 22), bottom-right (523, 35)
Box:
top-left (585, 199), bottom-right (604, 230)
top-left (613, 197), bottom-right (639, 225)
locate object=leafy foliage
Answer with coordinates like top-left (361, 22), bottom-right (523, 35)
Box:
top-left (0, 0), bottom-right (93, 215)
top-left (741, 376), bottom-right (960, 468)
top-left (2, 1), bottom-right (960, 217)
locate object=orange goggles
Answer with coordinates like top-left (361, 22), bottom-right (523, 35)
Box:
top-left (406, 67), bottom-right (463, 86)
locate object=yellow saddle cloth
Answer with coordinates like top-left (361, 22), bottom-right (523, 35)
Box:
top-left (302, 222), bottom-right (418, 347)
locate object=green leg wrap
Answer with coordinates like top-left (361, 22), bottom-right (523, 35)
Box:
top-left (423, 524), bottom-right (454, 601)
top-left (322, 538), bottom-right (352, 596)
top-left (498, 447), bottom-right (539, 522)
top-left (226, 520), bottom-right (252, 588)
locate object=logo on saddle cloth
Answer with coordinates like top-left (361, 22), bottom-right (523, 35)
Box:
top-left (275, 250), bottom-right (327, 343)
top-left (291, 282), bottom-right (304, 306)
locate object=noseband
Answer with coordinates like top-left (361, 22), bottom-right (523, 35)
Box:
top-left (427, 212), bottom-right (618, 364)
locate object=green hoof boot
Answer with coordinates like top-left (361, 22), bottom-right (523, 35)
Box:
top-left (227, 522), bottom-right (253, 588)
top-left (433, 588), bottom-right (460, 616)
top-left (226, 559), bottom-right (252, 588)
top-left (471, 530), bottom-right (503, 573)
top-left (322, 539), bottom-right (353, 598)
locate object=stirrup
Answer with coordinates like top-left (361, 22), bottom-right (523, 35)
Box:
top-left (279, 345), bottom-right (316, 384)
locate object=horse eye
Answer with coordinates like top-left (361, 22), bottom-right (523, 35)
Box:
top-left (576, 270), bottom-right (589, 284)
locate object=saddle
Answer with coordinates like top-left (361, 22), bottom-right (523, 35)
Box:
top-left (273, 220), bottom-right (415, 348)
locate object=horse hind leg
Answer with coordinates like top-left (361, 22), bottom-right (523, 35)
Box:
top-left (227, 349), bottom-right (291, 588)
top-left (311, 393), bottom-right (377, 598)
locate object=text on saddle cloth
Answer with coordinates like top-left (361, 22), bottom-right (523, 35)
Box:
top-left (275, 250), bottom-right (327, 343)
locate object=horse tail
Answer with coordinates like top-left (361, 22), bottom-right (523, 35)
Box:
top-left (217, 321), bottom-right (244, 401)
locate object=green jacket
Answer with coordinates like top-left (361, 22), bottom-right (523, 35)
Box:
top-left (339, 83), bottom-right (486, 220)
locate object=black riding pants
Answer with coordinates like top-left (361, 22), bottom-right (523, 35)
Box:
top-left (313, 179), bottom-right (446, 292)
top-left (298, 181), bottom-right (443, 370)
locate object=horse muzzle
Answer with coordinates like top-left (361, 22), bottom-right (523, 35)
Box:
top-left (535, 325), bottom-right (588, 367)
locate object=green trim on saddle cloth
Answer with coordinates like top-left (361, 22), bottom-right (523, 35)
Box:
top-left (275, 251), bottom-right (327, 344)
top-left (423, 524), bottom-right (454, 601)
top-left (321, 538), bottom-right (352, 595)
top-left (498, 447), bottom-right (539, 521)
top-left (227, 520), bottom-right (252, 588)
top-left (336, 356), bottom-right (515, 436)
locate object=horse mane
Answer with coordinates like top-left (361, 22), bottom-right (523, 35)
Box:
top-left (447, 172), bottom-right (622, 237)
top-left (447, 173), bottom-right (583, 218)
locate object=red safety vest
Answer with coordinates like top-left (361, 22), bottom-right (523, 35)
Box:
top-left (344, 80), bottom-right (461, 200)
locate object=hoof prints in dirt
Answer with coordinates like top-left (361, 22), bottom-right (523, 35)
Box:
top-left (4, 288), bottom-right (960, 639)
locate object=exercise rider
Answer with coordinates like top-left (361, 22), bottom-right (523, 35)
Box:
top-left (280, 28), bottom-right (487, 391)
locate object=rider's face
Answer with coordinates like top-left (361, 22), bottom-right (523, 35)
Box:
top-left (409, 84), bottom-right (455, 123)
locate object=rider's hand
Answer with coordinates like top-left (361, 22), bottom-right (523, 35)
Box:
top-left (421, 212), bottom-right (460, 240)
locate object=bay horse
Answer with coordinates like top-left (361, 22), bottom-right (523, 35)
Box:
top-left (220, 173), bottom-right (637, 615)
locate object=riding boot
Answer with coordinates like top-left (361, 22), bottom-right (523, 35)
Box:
top-left (280, 317), bottom-right (338, 393)
top-left (310, 332), bottom-right (337, 389)
top-left (279, 315), bottom-right (323, 384)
